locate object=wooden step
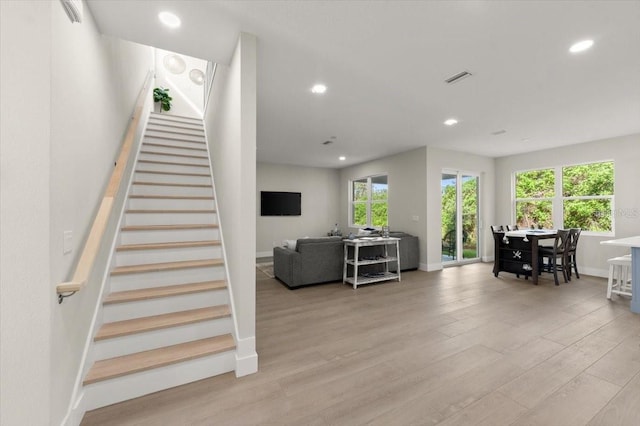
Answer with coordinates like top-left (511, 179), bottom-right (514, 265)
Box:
top-left (95, 306), bottom-right (231, 341)
top-left (136, 170), bottom-right (210, 177)
top-left (132, 181), bottom-right (212, 188)
top-left (140, 151), bottom-right (208, 160)
top-left (83, 334), bottom-right (235, 385)
top-left (146, 120), bottom-right (204, 132)
top-left (111, 258), bottom-right (223, 276)
top-left (149, 112), bottom-right (202, 123)
top-left (121, 224), bottom-right (219, 232)
top-left (126, 209), bottom-right (216, 213)
top-left (138, 159), bottom-right (210, 168)
top-left (129, 195), bottom-right (214, 200)
top-left (145, 126), bottom-right (204, 136)
top-left (104, 280), bottom-right (227, 305)
top-left (116, 240), bottom-right (221, 252)
top-left (143, 142), bottom-right (206, 151)
top-left (144, 134), bottom-right (206, 144)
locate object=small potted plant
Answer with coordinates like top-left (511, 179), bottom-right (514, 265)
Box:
top-left (153, 87), bottom-right (172, 113)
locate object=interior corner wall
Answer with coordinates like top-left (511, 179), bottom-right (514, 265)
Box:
top-left (0, 1), bottom-right (53, 425)
top-left (256, 163), bottom-right (341, 256)
top-left (203, 33), bottom-right (257, 368)
top-left (339, 148), bottom-right (428, 268)
top-left (49, 0), bottom-right (155, 420)
top-left (425, 147), bottom-right (496, 270)
top-left (154, 48), bottom-right (206, 118)
top-left (495, 133), bottom-right (640, 277)
top-left (0, 2), bottom-right (155, 424)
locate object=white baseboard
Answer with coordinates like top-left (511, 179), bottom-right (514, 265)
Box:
top-left (579, 266), bottom-right (609, 279)
top-left (482, 256), bottom-right (494, 263)
top-left (418, 262), bottom-right (429, 271)
top-left (235, 335), bottom-right (258, 377)
top-left (60, 392), bottom-right (85, 426)
top-left (256, 250), bottom-right (273, 259)
top-left (426, 263), bottom-right (443, 271)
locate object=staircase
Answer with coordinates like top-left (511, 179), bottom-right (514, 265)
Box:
top-left (83, 112), bottom-right (236, 410)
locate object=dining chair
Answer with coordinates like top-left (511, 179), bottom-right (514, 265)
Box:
top-left (506, 225), bottom-right (519, 231)
top-left (539, 229), bottom-right (570, 285)
top-left (565, 228), bottom-right (581, 280)
top-left (490, 225), bottom-right (504, 233)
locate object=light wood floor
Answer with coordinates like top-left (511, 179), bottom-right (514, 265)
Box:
top-left (82, 263), bottom-right (640, 425)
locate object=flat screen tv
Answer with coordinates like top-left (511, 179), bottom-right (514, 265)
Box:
top-left (261, 191), bottom-right (301, 216)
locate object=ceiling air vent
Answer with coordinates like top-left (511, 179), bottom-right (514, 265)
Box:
top-left (445, 71), bottom-right (472, 84)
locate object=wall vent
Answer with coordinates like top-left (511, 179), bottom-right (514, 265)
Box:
top-left (445, 71), bottom-right (472, 84)
top-left (59, 0), bottom-right (83, 23)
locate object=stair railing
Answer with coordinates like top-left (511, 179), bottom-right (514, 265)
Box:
top-left (56, 71), bottom-right (154, 303)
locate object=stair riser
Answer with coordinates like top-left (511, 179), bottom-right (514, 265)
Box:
top-left (147, 120), bottom-right (203, 132)
top-left (136, 161), bottom-right (210, 175)
top-left (144, 132), bottom-right (205, 144)
top-left (142, 136), bottom-right (207, 153)
top-left (124, 212), bottom-right (217, 226)
top-left (146, 124), bottom-right (204, 137)
top-left (134, 171), bottom-right (211, 185)
top-left (94, 317), bottom-right (233, 359)
top-left (115, 246), bottom-right (222, 266)
top-left (142, 143), bottom-right (207, 157)
top-left (138, 152), bottom-right (210, 166)
top-left (83, 351), bottom-right (235, 411)
top-left (103, 290), bottom-right (229, 323)
top-left (119, 228), bottom-right (219, 245)
top-left (127, 198), bottom-right (215, 210)
top-left (130, 184), bottom-right (213, 197)
top-left (149, 112), bottom-right (202, 125)
top-left (110, 265), bottom-right (225, 292)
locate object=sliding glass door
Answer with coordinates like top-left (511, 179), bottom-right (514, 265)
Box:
top-left (441, 171), bottom-right (480, 264)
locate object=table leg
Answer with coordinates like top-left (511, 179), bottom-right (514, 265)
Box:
top-left (631, 247), bottom-right (640, 313)
top-left (531, 237), bottom-right (539, 285)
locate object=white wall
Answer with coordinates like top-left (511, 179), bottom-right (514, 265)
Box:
top-left (495, 133), bottom-right (640, 277)
top-left (256, 163), bottom-right (341, 256)
top-left (0, 2), bottom-right (53, 425)
top-left (1, 2), bottom-right (155, 425)
top-left (154, 48), bottom-right (207, 118)
top-left (204, 33), bottom-right (258, 376)
top-left (339, 148), bottom-right (428, 269)
top-left (426, 146), bottom-right (496, 270)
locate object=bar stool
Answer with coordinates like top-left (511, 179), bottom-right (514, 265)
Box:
top-left (606, 256), bottom-right (632, 299)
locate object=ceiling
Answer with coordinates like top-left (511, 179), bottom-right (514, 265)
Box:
top-left (87, 0), bottom-right (640, 168)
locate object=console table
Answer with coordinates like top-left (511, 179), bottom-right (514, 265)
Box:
top-left (343, 237), bottom-right (401, 289)
top-left (493, 229), bottom-right (557, 285)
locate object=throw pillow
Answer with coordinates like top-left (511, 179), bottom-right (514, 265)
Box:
top-left (284, 239), bottom-right (297, 250)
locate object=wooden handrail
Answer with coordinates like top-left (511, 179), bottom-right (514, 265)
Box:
top-left (57, 72), bottom-right (153, 299)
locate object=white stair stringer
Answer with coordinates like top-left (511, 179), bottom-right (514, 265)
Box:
top-left (82, 112), bottom-right (237, 411)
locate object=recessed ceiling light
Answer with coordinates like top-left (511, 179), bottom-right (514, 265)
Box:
top-left (444, 118), bottom-right (458, 126)
top-left (569, 39), bottom-right (594, 53)
top-left (158, 11), bottom-right (181, 28)
top-left (311, 84), bottom-right (327, 94)
top-left (339, 156), bottom-right (346, 161)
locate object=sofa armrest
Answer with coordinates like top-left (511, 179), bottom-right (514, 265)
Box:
top-left (273, 246), bottom-right (302, 287)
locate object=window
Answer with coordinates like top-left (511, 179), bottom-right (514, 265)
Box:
top-left (350, 175), bottom-right (388, 228)
top-left (515, 168), bottom-right (555, 229)
top-left (562, 162), bottom-right (613, 232)
top-left (513, 161), bottom-right (614, 233)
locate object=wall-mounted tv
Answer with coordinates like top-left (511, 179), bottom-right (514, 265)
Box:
top-left (261, 191), bottom-right (301, 216)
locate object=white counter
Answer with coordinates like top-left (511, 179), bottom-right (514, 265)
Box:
top-left (600, 236), bottom-right (640, 248)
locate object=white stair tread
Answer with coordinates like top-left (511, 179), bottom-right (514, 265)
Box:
top-left (84, 334), bottom-right (235, 385)
top-left (121, 224), bottom-right (218, 231)
top-left (132, 181), bottom-right (212, 188)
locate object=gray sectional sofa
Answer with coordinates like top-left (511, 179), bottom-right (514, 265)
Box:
top-left (273, 232), bottom-right (419, 288)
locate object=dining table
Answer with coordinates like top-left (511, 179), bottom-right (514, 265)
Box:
top-left (600, 236), bottom-right (640, 314)
top-left (493, 229), bottom-right (558, 285)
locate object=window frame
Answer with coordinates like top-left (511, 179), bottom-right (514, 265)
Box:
top-left (512, 160), bottom-right (615, 236)
top-left (349, 174), bottom-right (388, 229)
